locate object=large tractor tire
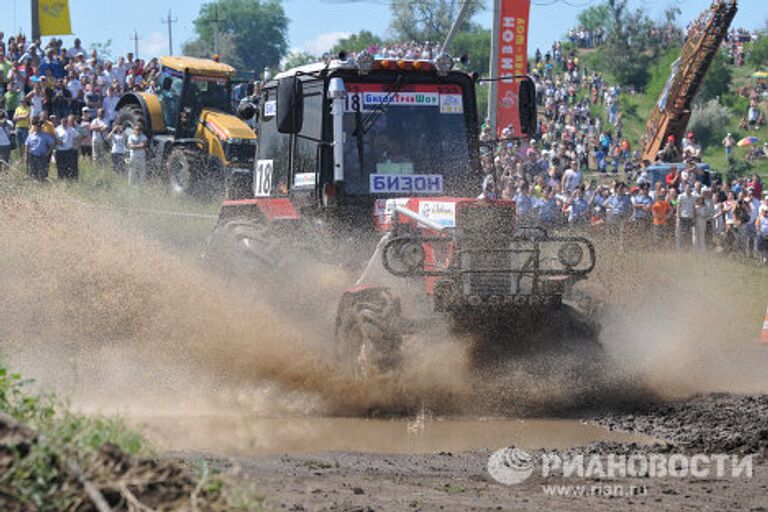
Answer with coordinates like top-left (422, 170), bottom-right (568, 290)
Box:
top-left (335, 289), bottom-right (404, 378)
top-left (114, 103), bottom-right (146, 133)
top-left (166, 147), bottom-right (204, 196)
top-left (203, 217), bottom-right (282, 279)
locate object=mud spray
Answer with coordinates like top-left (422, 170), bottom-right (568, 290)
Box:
top-left (1, 190), bottom-right (767, 422)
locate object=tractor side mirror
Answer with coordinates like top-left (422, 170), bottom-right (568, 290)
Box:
top-left (518, 77), bottom-right (537, 137)
top-left (162, 77), bottom-right (173, 91)
top-left (276, 76), bottom-right (303, 134)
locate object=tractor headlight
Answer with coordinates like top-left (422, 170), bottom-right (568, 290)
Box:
top-left (355, 51), bottom-right (375, 75)
top-left (435, 53), bottom-right (454, 76)
top-left (384, 238), bottom-right (425, 275)
top-left (558, 242), bottom-right (584, 268)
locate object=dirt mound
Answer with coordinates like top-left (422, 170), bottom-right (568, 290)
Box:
top-left (594, 393), bottom-right (768, 456)
top-left (0, 413), bottom-right (226, 511)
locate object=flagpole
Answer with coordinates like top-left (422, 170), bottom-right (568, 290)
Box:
top-left (31, 0), bottom-right (40, 41)
top-left (488, 0), bottom-right (500, 133)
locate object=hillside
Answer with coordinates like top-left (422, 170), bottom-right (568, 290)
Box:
top-left (576, 44), bottom-right (768, 180)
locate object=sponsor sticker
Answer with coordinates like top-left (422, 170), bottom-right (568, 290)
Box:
top-left (418, 201), bottom-right (456, 227)
top-left (363, 91), bottom-right (439, 107)
top-left (293, 172), bottom-right (316, 187)
top-left (439, 94), bottom-right (464, 114)
top-left (376, 162), bottom-right (414, 175)
top-left (369, 174), bottom-right (443, 194)
top-left (264, 100), bottom-right (276, 117)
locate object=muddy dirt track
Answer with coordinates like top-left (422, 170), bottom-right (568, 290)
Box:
top-left (2, 189), bottom-right (768, 510)
top-left (184, 394), bottom-right (768, 511)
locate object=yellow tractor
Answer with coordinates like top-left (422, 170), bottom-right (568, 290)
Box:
top-left (115, 56), bottom-right (256, 196)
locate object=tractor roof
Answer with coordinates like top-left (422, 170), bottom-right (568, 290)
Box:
top-left (160, 56), bottom-right (236, 77)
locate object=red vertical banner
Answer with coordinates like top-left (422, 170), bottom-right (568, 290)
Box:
top-left (496, 0), bottom-right (531, 137)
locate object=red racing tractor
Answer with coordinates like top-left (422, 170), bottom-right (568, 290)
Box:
top-left (205, 52), bottom-right (600, 375)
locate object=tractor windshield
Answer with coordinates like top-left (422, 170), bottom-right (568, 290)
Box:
top-left (341, 82), bottom-right (471, 196)
top-left (187, 75), bottom-right (232, 113)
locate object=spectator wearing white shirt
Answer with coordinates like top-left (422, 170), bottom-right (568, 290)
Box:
top-left (102, 86), bottom-right (119, 126)
top-left (127, 123), bottom-right (149, 185)
top-left (676, 184), bottom-right (697, 250)
top-left (0, 111), bottom-right (13, 168)
top-left (66, 72), bottom-right (82, 98)
top-left (89, 107), bottom-right (109, 164)
top-left (108, 122), bottom-right (128, 174)
top-left (54, 115), bottom-right (80, 179)
top-left (68, 38), bottom-right (86, 58)
top-left (114, 57), bottom-right (127, 84)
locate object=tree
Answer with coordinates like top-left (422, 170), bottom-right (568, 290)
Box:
top-left (331, 30), bottom-right (382, 56)
top-left (282, 51), bottom-right (317, 71)
top-left (698, 51), bottom-right (732, 103)
top-left (182, 0), bottom-right (288, 73)
top-left (449, 28), bottom-right (490, 75)
top-left (577, 3), bottom-right (611, 32)
top-left (599, 0), bottom-right (680, 89)
top-left (747, 34), bottom-right (768, 68)
top-left (389, 0), bottom-right (485, 43)
top-left (183, 33), bottom-right (243, 69)
top-left (89, 39), bottom-right (113, 61)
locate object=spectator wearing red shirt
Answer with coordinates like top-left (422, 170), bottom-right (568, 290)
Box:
top-left (665, 165), bottom-right (680, 190)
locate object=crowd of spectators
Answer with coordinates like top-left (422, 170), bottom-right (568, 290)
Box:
top-left (480, 154), bottom-right (768, 263)
top-left (0, 32), bottom-right (155, 182)
top-left (725, 27), bottom-right (759, 66)
top-left (480, 31), bottom-right (768, 264)
top-left (567, 27), bottom-right (605, 49)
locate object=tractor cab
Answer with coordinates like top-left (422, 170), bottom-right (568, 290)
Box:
top-left (115, 56), bottom-right (256, 196)
top-left (225, 53), bottom-right (536, 225)
top-left (155, 56), bottom-right (235, 138)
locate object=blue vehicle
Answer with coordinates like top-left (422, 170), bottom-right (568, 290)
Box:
top-left (644, 162), bottom-right (712, 188)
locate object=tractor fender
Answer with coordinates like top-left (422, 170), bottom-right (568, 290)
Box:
top-left (116, 93), bottom-right (166, 135)
top-left (217, 197), bottom-right (302, 224)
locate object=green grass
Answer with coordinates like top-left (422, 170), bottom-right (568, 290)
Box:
top-left (0, 364), bottom-right (264, 510)
top-left (0, 366), bottom-right (146, 509)
top-left (2, 155), bottom-right (219, 255)
top-left (577, 47), bottom-right (768, 182)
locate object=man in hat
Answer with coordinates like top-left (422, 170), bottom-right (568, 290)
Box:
top-left (658, 134), bottom-right (680, 162)
top-left (25, 118), bottom-right (55, 180)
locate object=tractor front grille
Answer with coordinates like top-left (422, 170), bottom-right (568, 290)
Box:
top-left (456, 203), bottom-right (516, 297)
top-left (224, 140), bottom-right (256, 165)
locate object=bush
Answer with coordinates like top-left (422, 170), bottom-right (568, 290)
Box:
top-left (0, 365), bottom-right (254, 510)
top-left (746, 34), bottom-right (768, 68)
top-left (688, 99), bottom-right (731, 148)
top-left (698, 51), bottom-right (732, 102)
top-left (720, 92), bottom-right (750, 115)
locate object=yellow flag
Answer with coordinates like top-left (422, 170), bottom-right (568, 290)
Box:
top-left (39, 0), bottom-right (72, 36)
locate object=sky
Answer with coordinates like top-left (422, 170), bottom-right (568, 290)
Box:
top-left (0, 0), bottom-right (764, 62)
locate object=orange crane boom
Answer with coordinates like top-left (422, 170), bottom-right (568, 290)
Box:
top-left (641, 0), bottom-right (738, 162)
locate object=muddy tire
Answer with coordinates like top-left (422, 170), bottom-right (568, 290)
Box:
top-left (203, 217), bottom-right (281, 279)
top-left (115, 103), bottom-right (146, 133)
top-left (166, 147), bottom-right (203, 196)
top-left (335, 289), bottom-right (404, 378)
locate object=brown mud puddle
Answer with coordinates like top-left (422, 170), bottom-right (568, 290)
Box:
top-left (131, 415), bottom-right (658, 455)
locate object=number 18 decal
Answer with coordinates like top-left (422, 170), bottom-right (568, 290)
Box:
top-left (254, 159), bottom-right (273, 197)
